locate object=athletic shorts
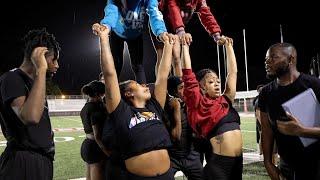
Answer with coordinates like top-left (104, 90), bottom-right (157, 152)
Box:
top-left (81, 138), bottom-right (105, 164)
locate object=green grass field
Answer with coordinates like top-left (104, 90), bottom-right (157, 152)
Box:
top-left (0, 116), bottom-right (269, 180)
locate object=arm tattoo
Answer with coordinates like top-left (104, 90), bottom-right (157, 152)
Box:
top-left (215, 134), bottom-right (224, 153)
top-left (215, 134), bottom-right (224, 144)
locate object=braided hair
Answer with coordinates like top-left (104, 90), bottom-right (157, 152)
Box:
top-left (196, 68), bottom-right (217, 82)
top-left (23, 28), bottom-right (61, 60)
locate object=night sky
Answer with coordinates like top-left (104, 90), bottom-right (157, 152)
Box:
top-left (1, 0), bottom-right (319, 94)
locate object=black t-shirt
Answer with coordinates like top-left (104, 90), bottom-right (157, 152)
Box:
top-left (80, 101), bottom-right (107, 134)
top-left (258, 73), bottom-right (320, 167)
top-left (165, 99), bottom-right (193, 157)
top-left (102, 117), bottom-right (123, 165)
top-left (0, 69), bottom-right (54, 158)
top-left (100, 106), bottom-right (125, 167)
top-left (110, 97), bottom-right (172, 160)
top-left (208, 95), bottom-right (241, 138)
top-left (102, 115), bottom-right (116, 150)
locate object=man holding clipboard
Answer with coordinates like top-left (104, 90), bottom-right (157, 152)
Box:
top-left (258, 43), bottom-right (320, 180)
top-left (280, 88), bottom-right (320, 147)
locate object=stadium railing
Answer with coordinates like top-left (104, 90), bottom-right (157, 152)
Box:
top-left (47, 90), bottom-right (258, 116)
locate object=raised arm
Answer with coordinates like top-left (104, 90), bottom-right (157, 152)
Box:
top-left (171, 38), bottom-right (182, 78)
top-left (222, 37), bottom-right (237, 102)
top-left (172, 33), bottom-right (192, 78)
top-left (181, 40), bottom-right (192, 70)
top-left (181, 40), bottom-right (202, 109)
top-left (92, 23), bottom-right (120, 113)
top-left (166, 0), bottom-right (184, 34)
top-left (11, 47), bottom-right (48, 125)
top-left (154, 34), bottom-right (175, 108)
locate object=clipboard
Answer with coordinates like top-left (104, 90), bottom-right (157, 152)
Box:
top-left (281, 88), bottom-right (320, 147)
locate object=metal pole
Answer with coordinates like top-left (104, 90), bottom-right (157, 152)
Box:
top-left (73, 9), bottom-right (76, 25)
top-left (280, 24), bottom-right (284, 43)
top-left (216, 44), bottom-right (222, 94)
top-left (312, 57), bottom-right (316, 76)
top-left (316, 53), bottom-right (320, 78)
top-left (311, 57), bottom-right (316, 76)
top-left (223, 45), bottom-right (227, 78)
top-left (243, 29), bottom-right (249, 91)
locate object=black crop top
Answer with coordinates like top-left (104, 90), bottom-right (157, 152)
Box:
top-left (80, 101), bottom-right (107, 134)
top-left (208, 95), bottom-right (241, 138)
top-left (110, 97), bottom-right (172, 160)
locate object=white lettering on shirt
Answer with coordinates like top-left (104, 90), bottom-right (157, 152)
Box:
top-left (129, 111), bottom-right (160, 128)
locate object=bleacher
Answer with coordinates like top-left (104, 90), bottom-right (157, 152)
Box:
top-left (48, 98), bottom-right (87, 116)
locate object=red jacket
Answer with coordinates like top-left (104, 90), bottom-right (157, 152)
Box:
top-left (160, 0), bottom-right (221, 35)
top-left (182, 69), bottom-right (229, 137)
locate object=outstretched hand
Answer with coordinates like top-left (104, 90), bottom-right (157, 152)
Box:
top-left (172, 35), bottom-right (181, 59)
top-left (92, 23), bottom-right (110, 37)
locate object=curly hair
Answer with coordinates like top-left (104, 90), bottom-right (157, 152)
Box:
top-left (23, 28), bottom-right (61, 60)
top-left (196, 68), bottom-right (217, 82)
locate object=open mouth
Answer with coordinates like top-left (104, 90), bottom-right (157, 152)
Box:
top-left (214, 87), bottom-right (220, 93)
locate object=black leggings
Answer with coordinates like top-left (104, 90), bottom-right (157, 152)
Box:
top-left (204, 153), bottom-right (243, 180)
top-left (170, 150), bottom-right (204, 180)
top-left (110, 32), bottom-right (146, 84)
